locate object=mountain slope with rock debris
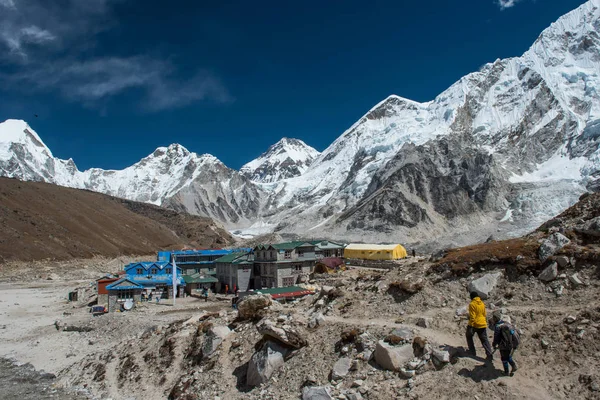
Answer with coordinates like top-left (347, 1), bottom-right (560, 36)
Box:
top-left (1, 1), bottom-right (600, 246)
top-left (0, 177), bottom-right (232, 262)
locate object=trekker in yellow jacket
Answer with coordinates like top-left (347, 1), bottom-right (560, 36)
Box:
top-left (466, 291), bottom-right (493, 361)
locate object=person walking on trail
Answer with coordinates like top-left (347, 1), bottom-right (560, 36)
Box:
top-left (492, 313), bottom-right (519, 376)
top-left (466, 291), bottom-right (494, 361)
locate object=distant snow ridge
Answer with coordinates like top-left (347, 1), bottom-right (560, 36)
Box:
top-left (240, 138), bottom-right (320, 183)
top-left (1, 0), bottom-right (600, 248)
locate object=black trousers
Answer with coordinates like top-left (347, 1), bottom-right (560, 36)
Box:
top-left (466, 326), bottom-right (493, 357)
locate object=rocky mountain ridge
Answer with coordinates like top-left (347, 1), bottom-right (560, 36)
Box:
top-left (240, 138), bottom-right (320, 183)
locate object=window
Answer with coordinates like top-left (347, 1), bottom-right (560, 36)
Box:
top-left (195, 268), bottom-right (200, 273)
top-left (282, 277), bottom-right (295, 286)
top-left (284, 250), bottom-right (291, 259)
top-left (117, 290), bottom-right (134, 300)
top-left (151, 268), bottom-right (158, 274)
top-left (166, 268), bottom-right (172, 274)
top-left (298, 250), bottom-right (304, 258)
top-left (136, 268), bottom-right (143, 275)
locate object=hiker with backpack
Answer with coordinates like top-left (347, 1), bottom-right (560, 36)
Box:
top-left (492, 312), bottom-right (520, 376)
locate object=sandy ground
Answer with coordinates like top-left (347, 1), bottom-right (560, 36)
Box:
top-left (0, 280), bottom-right (232, 376)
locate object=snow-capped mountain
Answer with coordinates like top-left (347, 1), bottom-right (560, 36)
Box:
top-left (0, 119), bottom-right (263, 227)
top-left (1, 0), bottom-right (599, 248)
top-left (240, 138), bottom-right (320, 183)
top-left (238, 0), bottom-right (600, 244)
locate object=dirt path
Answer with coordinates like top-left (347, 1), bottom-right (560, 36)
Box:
top-left (323, 314), bottom-right (556, 399)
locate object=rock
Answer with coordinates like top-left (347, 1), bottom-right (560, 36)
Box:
top-left (268, 301), bottom-right (285, 312)
top-left (455, 306), bottom-right (468, 316)
top-left (431, 349), bottom-right (450, 367)
top-left (351, 380), bottom-right (364, 388)
top-left (554, 285), bottom-right (564, 297)
top-left (321, 286), bottom-right (335, 295)
top-left (541, 339), bottom-right (550, 349)
top-left (347, 393), bottom-right (363, 400)
top-left (538, 233), bottom-right (570, 262)
top-left (555, 256), bottom-right (569, 268)
top-left (391, 327), bottom-right (413, 341)
top-left (395, 278), bottom-right (424, 294)
top-left (237, 294), bottom-right (272, 320)
top-left (576, 330), bottom-right (585, 340)
top-left (569, 273), bottom-right (583, 287)
top-left (538, 263), bottom-right (558, 282)
top-left (374, 341), bottom-right (414, 371)
top-left (350, 360), bottom-right (359, 371)
top-left (468, 273), bottom-right (502, 300)
top-left (361, 350), bottom-right (373, 361)
top-left (247, 340), bottom-right (290, 387)
top-left (331, 358), bottom-right (352, 380)
top-left (416, 317), bottom-right (431, 328)
top-left (565, 315), bottom-right (577, 324)
top-left (308, 312), bottom-right (325, 329)
top-left (257, 318), bottom-right (307, 349)
top-left (202, 325), bottom-right (232, 359)
top-left (302, 386), bottom-right (333, 400)
top-left (399, 368), bottom-right (416, 379)
top-left (54, 320), bottom-right (66, 331)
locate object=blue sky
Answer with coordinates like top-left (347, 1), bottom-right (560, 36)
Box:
top-left (0, 0), bottom-right (588, 170)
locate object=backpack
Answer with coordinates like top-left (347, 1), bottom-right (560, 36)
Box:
top-left (500, 323), bottom-right (520, 350)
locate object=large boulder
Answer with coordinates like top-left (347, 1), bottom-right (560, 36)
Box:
top-left (256, 318), bottom-right (308, 349)
top-left (467, 272), bottom-right (502, 300)
top-left (575, 216), bottom-right (600, 237)
top-left (238, 294), bottom-right (272, 320)
top-left (247, 340), bottom-right (290, 387)
top-left (538, 262), bottom-right (558, 283)
top-left (538, 233), bottom-right (571, 261)
top-left (302, 386), bottom-right (333, 400)
top-left (374, 341), bottom-right (413, 371)
top-left (330, 357), bottom-right (352, 380)
top-left (202, 325), bottom-right (232, 359)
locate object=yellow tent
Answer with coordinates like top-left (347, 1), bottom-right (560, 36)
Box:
top-left (343, 243), bottom-right (407, 260)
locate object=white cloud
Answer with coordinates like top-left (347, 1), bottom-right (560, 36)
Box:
top-left (0, 0), bottom-right (231, 111)
top-left (497, 0), bottom-right (522, 9)
top-left (2, 57), bottom-right (232, 110)
top-left (20, 26), bottom-right (56, 43)
top-left (0, 0), bottom-right (16, 9)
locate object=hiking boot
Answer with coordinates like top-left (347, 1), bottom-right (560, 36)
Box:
top-left (503, 369), bottom-right (510, 376)
top-left (510, 362), bottom-right (518, 376)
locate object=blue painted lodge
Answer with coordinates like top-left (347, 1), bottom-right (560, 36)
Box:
top-left (105, 261), bottom-right (185, 312)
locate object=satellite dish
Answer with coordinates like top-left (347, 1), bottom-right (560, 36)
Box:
top-left (123, 299), bottom-right (134, 310)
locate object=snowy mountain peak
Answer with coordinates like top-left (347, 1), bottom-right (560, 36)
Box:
top-left (240, 137), bottom-right (320, 183)
top-left (0, 119), bottom-right (52, 156)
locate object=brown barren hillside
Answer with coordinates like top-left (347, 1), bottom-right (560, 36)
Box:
top-left (0, 177), bottom-right (232, 262)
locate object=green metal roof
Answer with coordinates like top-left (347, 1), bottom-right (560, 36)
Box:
top-left (272, 241), bottom-right (314, 250)
top-left (182, 274), bottom-right (219, 284)
top-left (214, 252), bottom-right (247, 263)
top-left (254, 285), bottom-right (307, 295)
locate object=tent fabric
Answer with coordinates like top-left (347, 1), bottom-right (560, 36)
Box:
top-left (344, 244), bottom-right (407, 260)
